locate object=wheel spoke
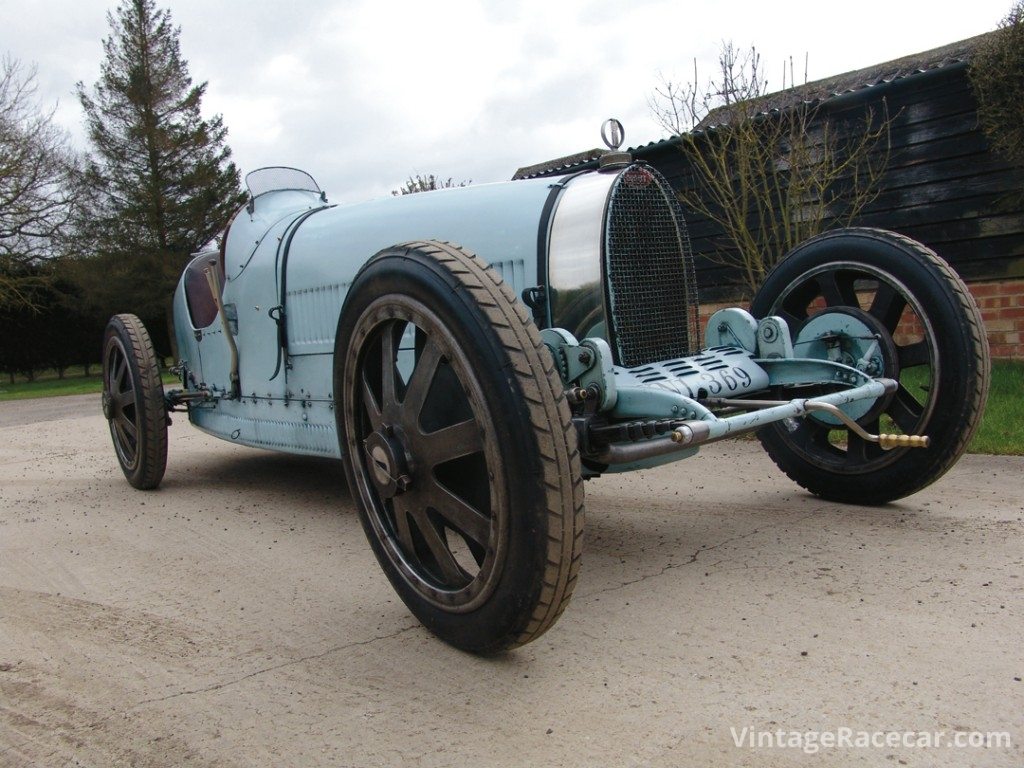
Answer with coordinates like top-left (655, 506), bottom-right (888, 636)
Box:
top-left (115, 390), bottom-right (135, 408)
top-left (114, 355), bottom-right (128, 390)
top-left (897, 340), bottom-right (929, 369)
top-left (117, 413), bottom-right (138, 440)
top-left (845, 418), bottom-right (880, 466)
top-left (423, 418), bottom-right (482, 463)
top-left (410, 508), bottom-right (465, 584)
top-left (360, 373), bottom-right (383, 431)
top-left (380, 324), bottom-right (397, 409)
top-left (789, 419), bottom-right (845, 460)
top-left (846, 432), bottom-right (869, 465)
top-left (113, 420), bottom-right (134, 454)
top-left (392, 497), bottom-right (416, 556)
top-left (886, 384), bottom-right (924, 433)
top-left (868, 282), bottom-right (906, 332)
top-left (779, 278), bottom-right (822, 322)
top-left (816, 270), bottom-right (857, 307)
top-left (402, 341), bottom-right (443, 418)
top-left (775, 308), bottom-right (803, 332)
top-left (424, 480), bottom-right (490, 546)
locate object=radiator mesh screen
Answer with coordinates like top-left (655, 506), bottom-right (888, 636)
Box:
top-left (604, 165), bottom-right (699, 367)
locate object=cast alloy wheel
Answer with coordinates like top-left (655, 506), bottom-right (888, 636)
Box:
top-left (751, 228), bottom-right (989, 504)
top-left (335, 241), bottom-right (584, 652)
top-left (102, 313), bottom-right (168, 490)
top-left (348, 296), bottom-right (509, 612)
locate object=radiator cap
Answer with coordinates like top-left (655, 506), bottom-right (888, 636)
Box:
top-left (599, 118), bottom-right (632, 171)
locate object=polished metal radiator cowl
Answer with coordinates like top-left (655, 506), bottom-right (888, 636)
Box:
top-left (545, 163), bottom-right (699, 367)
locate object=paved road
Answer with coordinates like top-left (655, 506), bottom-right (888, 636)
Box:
top-left (0, 393), bottom-right (99, 428)
top-left (0, 406), bottom-right (1021, 767)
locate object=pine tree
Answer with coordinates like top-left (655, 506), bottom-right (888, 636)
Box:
top-left (76, 0), bottom-right (243, 340)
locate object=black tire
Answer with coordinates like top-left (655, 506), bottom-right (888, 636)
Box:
top-left (102, 314), bottom-right (168, 490)
top-left (750, 228), bottom-right (989, 504)
top-left (334, 241), bottom-right (584, 653)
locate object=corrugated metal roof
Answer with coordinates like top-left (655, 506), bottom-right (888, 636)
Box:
top-left (513, 31), bottom-right (996, 180)
top-left (512, 148), bottom-right (603, 181)
top-left (696, 31), bottom-right (992, 130)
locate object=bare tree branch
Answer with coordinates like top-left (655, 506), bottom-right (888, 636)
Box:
top-left (391, 173), bottom-right (471, 196)
top-left (649, 41), bottom-right (894, 297)
top-left (0, 56), bottom-right (78, 305)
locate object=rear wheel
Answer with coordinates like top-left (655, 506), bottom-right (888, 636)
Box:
top-left (335, 241), bottom-right (584, 652)
top-left (102, 314), bottom-right (168, 490)
top-left (751, 228), bottom-right (989, 504)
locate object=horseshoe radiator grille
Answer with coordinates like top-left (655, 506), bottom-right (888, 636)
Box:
top-left (604, 165), bottom-right (699, 368)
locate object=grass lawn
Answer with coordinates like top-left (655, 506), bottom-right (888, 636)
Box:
top-left (0, 366), bottom-right (178, 401)
top-left (1, 361), bottom-right (1021, 455)
top-left (893, 359), bottom-right (1023, 455)
top-left (968, 360), bottom-right (1024, 455)
top-left (815, 360), bottom-right (1021, 456)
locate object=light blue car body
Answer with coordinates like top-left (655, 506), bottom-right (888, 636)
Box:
top-left (174, 177), bottom-right (557, 458)
top-left (172, 166), bottom-right (898, 472)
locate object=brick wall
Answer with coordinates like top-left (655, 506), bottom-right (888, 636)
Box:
top-left (967, 279), bottom-right (1024, 360)
top-left (697, 301), bottom-right (737, 339)
top-left (695, 278), bottom-right (1024, 360)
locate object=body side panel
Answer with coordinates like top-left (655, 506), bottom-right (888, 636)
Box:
top-left (176, 175), bottom-right (562, 455)
top-left (284, 177), bottom-right (559, 357)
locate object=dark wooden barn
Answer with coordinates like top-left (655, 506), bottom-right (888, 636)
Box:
top-left (515, 33), bottom-right (1024, 358)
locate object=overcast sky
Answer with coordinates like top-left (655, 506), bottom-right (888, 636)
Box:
top-left (4, 0), bottom-right (1014, 203)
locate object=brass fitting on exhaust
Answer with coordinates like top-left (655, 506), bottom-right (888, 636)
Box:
top-left (803, 401), bottom-right (930, 450)
top-left (878, 433), bottom-right (931, 449)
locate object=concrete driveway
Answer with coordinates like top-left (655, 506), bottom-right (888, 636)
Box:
top-left (1, 396), bottom-right (1021, 767)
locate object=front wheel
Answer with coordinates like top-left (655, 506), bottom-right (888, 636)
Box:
top-left (751, 228), bottom-right (989, 504)
top-left (334, 241), bottom-right (584, 653)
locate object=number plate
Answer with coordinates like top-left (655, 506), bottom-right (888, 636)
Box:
top-left (622, 347), bottom-right (769, 400)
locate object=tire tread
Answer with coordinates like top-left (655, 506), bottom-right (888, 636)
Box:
top-left (756, 228), bottom-right (989, 504)
top-left (384, 241), bottom-right (584, 649)
top-left (104, 313), bottom-right (168, 490)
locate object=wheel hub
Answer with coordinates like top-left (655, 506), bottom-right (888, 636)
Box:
top-left (101, 390), bottom-right (114, 420)
top-left (796, 306), bottom-right (899, 424)
top-left (363, 426), bottom-right (412, 499)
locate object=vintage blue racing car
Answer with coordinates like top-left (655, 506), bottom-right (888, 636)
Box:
top-left (101, 128), bottom-right (989, 652)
